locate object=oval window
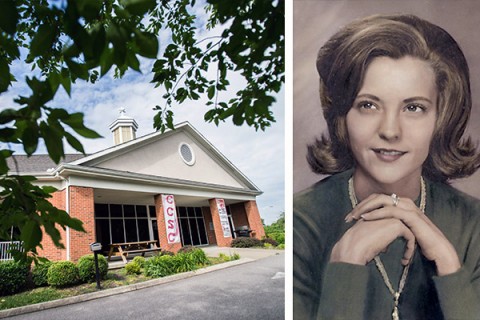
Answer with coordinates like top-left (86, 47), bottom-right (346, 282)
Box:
top-left (179, 143), bottom-right (195, 166)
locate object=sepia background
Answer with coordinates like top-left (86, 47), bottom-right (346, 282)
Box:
top-left (293, 0), bottom-right (480, 197)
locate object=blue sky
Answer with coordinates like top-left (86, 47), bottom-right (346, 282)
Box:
top-left (0, 4), bottom-right (285, 225)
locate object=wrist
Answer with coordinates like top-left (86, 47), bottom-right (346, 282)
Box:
top-left (435, 249), bottom-right (461, 276)
top-left (330, 243), bottom-right (367, 265)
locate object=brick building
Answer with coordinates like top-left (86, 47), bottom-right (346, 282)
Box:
top-left (8, 113), bottom-right (265, 261)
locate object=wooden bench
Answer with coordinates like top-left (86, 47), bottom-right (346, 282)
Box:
top-left (107, 240), bottom-right (161, 264)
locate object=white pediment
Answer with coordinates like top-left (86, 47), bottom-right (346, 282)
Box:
top-left (72, 123), bottom-right (256, 191)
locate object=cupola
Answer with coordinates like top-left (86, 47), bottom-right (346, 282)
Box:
top-left (109, 108), bottom-right (139, 145)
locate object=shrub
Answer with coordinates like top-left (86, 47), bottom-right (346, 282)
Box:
top-left (267, 232), bottom-right (285, 245)
top-left (32, 261), bottom-right (53, 287)
top-left (277, 244), bottom-right (285, 249)
top-left (144, 249), bottom-right (210, 278)
top-left (218, 253), bottom-right (229, 262)
top-left (47, 261), bottom-right (80, 287)
top-left (186, 248), bottom-right (209, 266)
top-left (77, 254), bottom-right (108, 283)
top-left (262, 238), bottom-right (279, 247)
top-left (144, 255), bottom-right (175, 278)
top-left (0, 261), bottom-right (29, 295)
top-left (231, 237), bottom-right (263, 248)
top-left (125, 261), bottom-right (142, 275)
top-left (160, 250), bottom-right (174, 256)
top-left (132, 256), bottom-right (146, 268)
top-left (218, 253), bottom-right (240, 262)
top-left (178, 245), bottom-right (195, 254)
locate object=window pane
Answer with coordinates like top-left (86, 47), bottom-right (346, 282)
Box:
top-left (137, 219), bottom-right (149, 241)
top-left (95, 219), bottom-right (110, 248)
top-left (151, 219), bottom-right (160, 244)
top-left (194, 207), bottom-right (203, 217)
top-left (198, 218), bottom-right (208, 245)
top-left (110, 204), bottom-right (123, 218)
top-left (95, 204), bottom-right (109, 218)
top-left (136, 206), bottom-right (147, 218)
top-left (190, 218), bottom-right (200, 245)
top-left (111, 219), bottom-right (125, 243)
top-left (124, 205), bottom-right (135, 218)
top-left (178, 207), bottom-right (187, 217)
top-left (180, 219), bottom-right (191, 246)
top-left (125, 219), bottom-right (138, 242)
top-left (149, 206), bottom-right (156, 218)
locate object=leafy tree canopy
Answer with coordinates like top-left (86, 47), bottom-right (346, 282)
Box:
top-left (0, 0), bottom-right (284, 262)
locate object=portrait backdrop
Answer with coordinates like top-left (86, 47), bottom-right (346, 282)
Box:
top-left (293, 0), bottom-right (480, 196)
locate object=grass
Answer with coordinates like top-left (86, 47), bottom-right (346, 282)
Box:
top-left (0, 256), bottom-right (236, 311)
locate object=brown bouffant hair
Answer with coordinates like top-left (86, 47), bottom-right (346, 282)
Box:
top-left (307, 14), bottom-right (480, 182)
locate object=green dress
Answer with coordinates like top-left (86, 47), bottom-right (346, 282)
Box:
top-left (294, 170), bottom-right (480, 319)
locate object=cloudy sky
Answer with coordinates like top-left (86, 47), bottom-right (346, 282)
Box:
top-left (0, 3), bottom-right (285, 225)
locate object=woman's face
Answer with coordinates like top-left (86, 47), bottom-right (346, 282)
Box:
top-left (346, 56), bottom-right (437, 187)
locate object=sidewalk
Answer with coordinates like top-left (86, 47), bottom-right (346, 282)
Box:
top-left (201, 245), bottom-right (284, 260)
top-left (0, 247), bottom-right (284, 319)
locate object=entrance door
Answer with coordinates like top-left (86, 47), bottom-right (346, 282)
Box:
top-left (178, 207), bottom-right (209, 246)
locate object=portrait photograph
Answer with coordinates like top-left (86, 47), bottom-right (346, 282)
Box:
top-left (293, 1), bottom-right (480, 319)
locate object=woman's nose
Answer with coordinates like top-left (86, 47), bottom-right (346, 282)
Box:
top-left (378, 111), bottom-right (401, 141)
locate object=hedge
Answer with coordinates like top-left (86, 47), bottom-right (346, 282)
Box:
top-left (47, 261), bottom-right (79, 287)
top-left (0, 261), bottom-right (29, 295)
top-left (77, 254), bottom-right (108, 283)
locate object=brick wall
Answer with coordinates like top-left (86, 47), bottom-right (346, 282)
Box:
top-left (69, 186), bottom-right (96, 261)
top-left (244, 200), bottom-right (265, 239)
top-left (230, 203), bottom-right (248, 232)
top-left (39, 189), bottom-right (67, 261)
top-left (154, 195), bottom-right (182, 253)
top-left (208, 199), bottom-right (232, 247)
top-left (202, 206), bottom-right (217, 245)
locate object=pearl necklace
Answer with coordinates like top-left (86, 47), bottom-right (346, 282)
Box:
top-left (347, 176), bottom-right (426, 320)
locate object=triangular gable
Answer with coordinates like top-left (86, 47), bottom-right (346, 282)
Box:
top-left (70, 122), bottom-right (260, 192)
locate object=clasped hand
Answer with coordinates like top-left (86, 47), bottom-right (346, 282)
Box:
top-left (330, 194), bottom-right (461, 276)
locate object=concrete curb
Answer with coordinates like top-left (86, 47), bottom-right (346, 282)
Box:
top-left (0, 258), bottom-right (255, 319)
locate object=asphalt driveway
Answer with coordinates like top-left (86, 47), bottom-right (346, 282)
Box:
top-left (7, 252), bottom-right (285, 320)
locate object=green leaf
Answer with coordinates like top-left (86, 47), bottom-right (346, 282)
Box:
top-left (75, 0), bottom-right (103, 21)
top-left (21, 220), bottom-right (42, 252)
top-left (65, 132), bottom-right (86, 154)
top-left (60, 68), bottom-right (72, 96)
top-left (30, 24), bottom-right (56, 57)
top-left (22, 123), bottom-right (39, 156)
top-left (0, 59), bottom-right (11, 93)
top-left (121, 0), bottom-right (157, 16)
top-left (0, 1), bottom-right (18, 35)
top-left (135, 31), bottom-right (158, 58)
top-left (63, 113), bottom-right (102, 139)
top-left (39, 122), bottom-right (64, 163)
top-left (0, 150), bottom-right (13, 174)
top-left (207, 85), bottom-right (215, 100)
top-left (0, 109), bottom-right (18, 124)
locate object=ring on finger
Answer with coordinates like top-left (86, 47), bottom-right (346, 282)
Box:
top-left (391, 193), bottom-right (400, 207)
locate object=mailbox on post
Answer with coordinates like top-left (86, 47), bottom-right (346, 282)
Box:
top-left (89, 242), bottom-right (102, 289)
top-left (90, 242), bottom-right (102, 252)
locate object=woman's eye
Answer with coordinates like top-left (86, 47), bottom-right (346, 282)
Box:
top-left (358, 102), bottom-right (377, 110)
top-left (405, 104), bottom-right (425, 113)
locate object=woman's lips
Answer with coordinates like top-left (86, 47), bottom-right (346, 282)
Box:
top-left (371, 148), bottom-right (407, 162)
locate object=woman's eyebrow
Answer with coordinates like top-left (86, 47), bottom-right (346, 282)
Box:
top-left (355, 93), bottom-right (381, 101)
top-left (355, 94), bottom-right (433, 105)
top-left (403, 96), bottom-right (434, 104)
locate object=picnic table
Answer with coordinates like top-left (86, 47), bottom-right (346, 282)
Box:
top-left (107, 240), bottom-right (161, 264)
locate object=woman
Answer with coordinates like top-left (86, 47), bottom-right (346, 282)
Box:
top-left (293, 14), bottom-right (480, 319)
